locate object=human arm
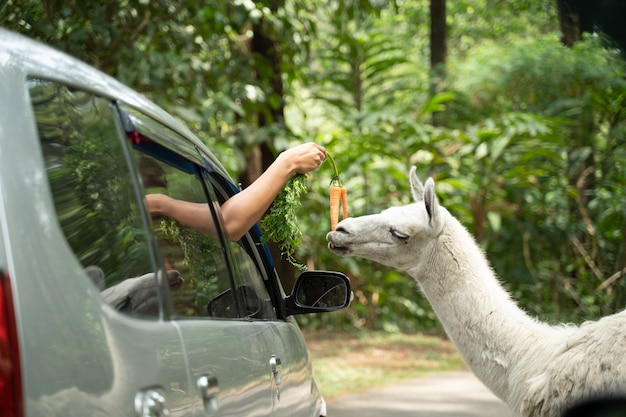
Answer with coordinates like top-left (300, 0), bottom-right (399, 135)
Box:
top-left (145, 142), bottom-right (326, 241)
top-left (220, 142), bottom-right (326, 241)
top-left (145, 194), bottom-right (219, 236)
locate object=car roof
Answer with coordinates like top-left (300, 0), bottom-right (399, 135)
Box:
top-left (0, 27), bottom-right (232, 182)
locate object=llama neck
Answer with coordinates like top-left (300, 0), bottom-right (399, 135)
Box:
top-left (407, 211), bottom-right (552, 401)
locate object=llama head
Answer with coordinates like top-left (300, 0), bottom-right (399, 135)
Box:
top-left (327, 166), bottom-right (445, 270)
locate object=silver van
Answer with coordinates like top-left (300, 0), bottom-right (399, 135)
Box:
top-left (0, 28), bottom-right (350, 417)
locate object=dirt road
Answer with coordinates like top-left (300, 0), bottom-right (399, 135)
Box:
top-left (326, 371), bottom-right (512, 417)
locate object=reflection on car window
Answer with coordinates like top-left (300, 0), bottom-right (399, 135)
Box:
top-left (204, 174), bottom-right (277, 321)
top-left (28, 80), bottom-right (158, 318)
top-left (227, 242), bottom-right (276, 320)
top-left (134, 152), bottom-right (234, 318)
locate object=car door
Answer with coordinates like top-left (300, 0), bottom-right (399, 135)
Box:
top-left (270, 318), bottom-right (317, 417)
top-left (207, 172), bottom-right (319, 417)
top-left (25, 80), bottom-right (196, 416)
top-left (119, 106), bottom-right (279, 416)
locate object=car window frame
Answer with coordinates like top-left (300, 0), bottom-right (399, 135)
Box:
top-left (114, 103), bottom-right (268, 320)
top-left (115, 103), bottom-right (292, 322)
top-left (205, 171), bottom-right (290, 320)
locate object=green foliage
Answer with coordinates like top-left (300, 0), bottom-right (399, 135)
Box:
top-left (293, 2), bottom-right (626, 332)
top-left (261, 173), bottom-right (309, 269)
top-left (1, 0), bottom-right (316, 173)
top-left (444, 37), bottom-right (626, 323)
top-left (446, 0), bottom-right (558, 55)
top-left (157, 218), bottom-right (224, 315)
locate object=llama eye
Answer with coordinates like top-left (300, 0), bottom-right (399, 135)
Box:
top-left (390, 229), bottom-right (409, 241)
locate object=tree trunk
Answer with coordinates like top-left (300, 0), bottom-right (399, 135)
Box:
top-left (556, 0), bottom-right (582, 47)
top-left (429, 0), bottom-right (447, 71)
top-left (556, 0), bottom-right (596, 207)
top-left (240, 0), bottom-right (298, 292)
top-left (556, 0), bottom-right (597, 289)
top-left (429, 0), bottom-right (447, 125)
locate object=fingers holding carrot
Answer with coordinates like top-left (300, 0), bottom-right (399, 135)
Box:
top-left (279, 142), bottom-right (327, 174)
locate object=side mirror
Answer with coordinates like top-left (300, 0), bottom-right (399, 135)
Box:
top-left (285, 270), bottom-right (352, 316)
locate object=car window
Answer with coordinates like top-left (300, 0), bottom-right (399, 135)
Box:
top-left (132, 148), bottom-right (277, 320)
top-left (116, 103), bottom-right (279, 321)
top-left (28, 80), bottom-right (159, 318)
top-left (223, 241), bottom-right (277, 320)
top-left (133, 151), bottom-right (235, 319)
top-left (204, 174), bottom-right (277, 321)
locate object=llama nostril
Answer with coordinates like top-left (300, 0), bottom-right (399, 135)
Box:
top-left (336, 226), bottom-right (349, 234)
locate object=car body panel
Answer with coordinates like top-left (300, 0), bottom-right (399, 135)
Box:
top-left (177, 320), bottom-right (277, 416)
top-left (272, 318), bottom-right (322, 417)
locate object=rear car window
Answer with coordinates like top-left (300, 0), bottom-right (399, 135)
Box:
top-left (28, 80), bottom-right (159, 317)
top-left (133, 151), bottom-right (235, 318)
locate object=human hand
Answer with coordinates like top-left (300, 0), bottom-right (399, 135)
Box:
top-left (278, 142), bottom-right (327, 174)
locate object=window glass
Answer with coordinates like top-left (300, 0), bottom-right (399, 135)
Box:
top-left (89, 101), bottom-right (278, 321)
top-left (134, 152), bottom-right (234, 318)
top-left (134, 147), bottom-right (277, 320)
top-left (227, 242), bottom-right (277, 320)
top-left (28, 80), bottom-right (158, 317)
top-left (204, 174), bottom-right (277, 321)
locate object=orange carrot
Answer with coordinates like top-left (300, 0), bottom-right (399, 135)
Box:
top-left (327, 152), bottom-right (348, 231)
top-left (330, 185), bottom-right (342, 231)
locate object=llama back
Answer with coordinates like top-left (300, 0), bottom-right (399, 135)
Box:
top-left (519, 312), bottom-right (626, 416)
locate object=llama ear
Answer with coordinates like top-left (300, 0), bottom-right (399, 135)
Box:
top-left (424, 178), bottom-right (441, 228)
top-left (409, 166), bottom-right (425, 202)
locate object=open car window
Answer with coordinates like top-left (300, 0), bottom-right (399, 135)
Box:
top-left (133, 151), bottom-right (236, 318)
top-left (203, 172), bottom-right (278, 321)
top-left (120, 106), bottom-right (276, 320)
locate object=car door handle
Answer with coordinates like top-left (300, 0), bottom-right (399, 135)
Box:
top-left (134, 387), bottom-right (170, 417)
top-left (269, 355), bottom-right (282, 386)
top-left (197, 374), bottom-right (219, 413)
top-left (269, 355), bottom-right (282, 401)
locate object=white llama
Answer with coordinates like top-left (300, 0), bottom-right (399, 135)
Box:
top-left (326, 166), bottom-right (626, 417)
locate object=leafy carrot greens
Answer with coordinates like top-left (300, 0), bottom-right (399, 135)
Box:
top-left (260, 151), bottom-right (348, 267)
top-left (261, 173), bottom-right (308, 270)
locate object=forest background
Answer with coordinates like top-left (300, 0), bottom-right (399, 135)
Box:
top-left (2, 0), bottom-right (625, 333)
